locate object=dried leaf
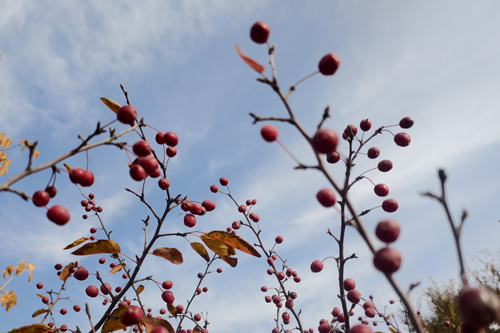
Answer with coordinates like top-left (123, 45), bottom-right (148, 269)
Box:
top-left (152, 248), bottom-right (183, 265)
top-left (63, 237), bottom-right (89, 250)
top-left (28, 272), bottom-right (33, 282)
top-left (72, 240), bottom-right (121, 256)
top-left (102, 305), bottom-right (129, 333)
top-left (206, 231), bottom-right (261, 257)
top-left (3, 265), bottom-right (14, 278)
top-left (221, 256), bottom-right (237, 267)
top-left (7, 323), bottom-right (51, 333)
top-left (0, 159), bottom-right (11, 175)
top-left (142, 317), bottom-right (174, 333)
top-left (110, 264), bottom-right (124, 274)
top-left (26, 264), bottom-right (34, 272)
top-left (0, 290), bottom-right (17, 311)
top-left (31, 308), bottom-right (49, 318)
top-left (63, 163), bottom-right (72, 172)
top-left (388, 328), bottom-right (397, 333)
top-left (36, 294), bottom-right (45, 298)
top-left (235, 45), bottom-right (265, 73)
top-left (200, 234), bottom-right (235, 258)
top-left (100, 97), bottom-right (121, 113)
top-left (0, 136), bottom-right (12, 149)
top-left (136, 285), bottom-right (144, 295)
top-left (191, 242), bottom-right (210, 262)
top-left (15, 262), bottom-right (26, 275)
top-left (59, 262), bottom-right (77, 281)
top-left (167, 302), bottom-right (176, 316)
top-left (192, 327), bottom-right (201, 333)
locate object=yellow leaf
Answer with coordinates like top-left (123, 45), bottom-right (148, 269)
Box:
top-left (102, 306), bottom-right (129, 333)
top-left (152, 248), bottom-right (183, 265)
top-left (27, 264), bottom-right (34, 272)
top-left (63, 163), bottom-right (72, 172)
top-left (0, 133), bottom-right (4, 143)
top-left (31, 308), bottom-right (49, 318)
top-left (192, 327), bottom-right (201, 333)
top-left (167, 303), bottom-right (176, 316)
top-left (0, 151), bottom-right (6, 162)
top-left (206, 231), bottom-right (261, 257)
top-left (0, 159), bottom-right (11, 176)
top-left (136, 284), bottom-right (144, 295)
top-left (35, 294), bottom-right (45, 298)
top-left (7, 323), bottom-right (51, 333)
top-left (100, 97), bottom-right (121, 113)
top-left (28, 272), bottom-right (33, 282)
top-left (200, 234), bottom-right (235, 258)
top-left (3, 265), bottom-right (14, 278)
top-left (235, 45), bottom-right (265, 73)
top-left (63, 237), bottom-right (89, 250)
top-left (59, 262), bottom-right (77, 281)
top-left (388, 328), bottom-right (397, 333)
top-left (142, 317), bottom-right (174, 333)
top-left (190, 242), bottom-right (210, 262)
top-left (110, 263), bottom-right (124, 274)
top-left (15, 262), bottom-right (26, 275)
top-left (71, 239), bottom-right (121, 256)
top-left (0, 290), bottom-right (17, 311)
top-left (0, 136), bottom-right (12, 149)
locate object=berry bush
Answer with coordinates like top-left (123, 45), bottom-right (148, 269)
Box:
top-left (1, 16), bottom-right (499, 333)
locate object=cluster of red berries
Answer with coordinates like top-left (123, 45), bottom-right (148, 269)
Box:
top-left (32, 186), bottom-right (70, 225)
top-left (80, 193), bottom-right (102, 220)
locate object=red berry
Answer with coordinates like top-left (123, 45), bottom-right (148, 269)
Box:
top-left (74, 266), bottom-right (89, 281)
top-left (367, 147), bottom-right (380, 159)
top-left (151, 327), bottom-right (169, 333)
top-left (337, 313), bottom-right (345, 322)
top-left (120, 305), bottom-right (143, 326)
top-left (343, 278), bottom-right (356, 291)
top-left (250, 21), bottom-right (270, 44)
top-left (382, 199), bottom-right (398, 213)
top-left (275, 235), bottom-right (283, 244)
top-left (343, 124), bottom-right (358, 139)
top-left (399, 117), bottom-right (414, 129)
top-left (375, 220), bottom-right (400, 243)
top-left (133, 141), bottom-right (152, 157)
top-left (318, 322), bottom-right (331, 333)
top-left (216, 267), bottom-right (222, 273)
top-left (326, 151), bottom-right (340, 163)
top-left (363, 301), bottom-right (374, 309)
top-left (158, 178), bottom-right (170, 190)
top-left (316, 188), bottom-right (336, 207)
top-left (60, 308), bottom-right (67, 315)
top-left (394, 132), bottom-right (411, 147)
top-left (161, 290), bottom-right (175, 303)
top-left (166, 146), bottom-right (177, 157)
top-left (350, 325), bottom-right (373, 333)
top-left (139, 155), bottom-right (159, 174)
top-left (162, 280), bottom-right (173, 289)
top-left (310, 260), bottom-right (324, 273)
top-left (189, 203), bottom-right (202, 215)
top-left (99, 258), bottom-right (105, 264)
top-left (332, 307), bottom-right (341, 317)
top-left (249, 212), bottom-right (260, 222)
top-left (318, 52), bottom-right (341, 76)
top-left (238, 205), bottom-right (246, 213)
top-left (261, 125), bottom-right (278, 142)
top-left (32, 190), bottom-right (50, 207)
top-left (210, 184), bottom-right (218, 193)
top-left (80, 170), bottom-right (94, 187)
top-left (374, 184), bottom-right (389, 197)
top-left (176, 304), bottom-right (184, 314)
top-left (129, 164), bottom-right (147, 181)
top-left (201, 200), bottom-right (216, 211)
top-left (100, 283), bottom-right (112, 295)
top-left (347, 289), bottom-right (361, 303)
top-left (378, 160), bottom-right (393, 172)
top-left (373, 247), bottom-right (401, 274)
top-left (69, 167), bottom-right (86, 184)
top-left (360, 119), bottom-right (372, 131)
top-left (117, 105), bottom-right (137, 126)
top-left (86, 285), bottom-right (99, 297)
top-left (45, 186), bottom-right (57, 198)
top-left (47, 205), bottom-right (70, 225)
top-left (365, 308), bottom-right (376, 318)
top-left (219, 177), bottom-right (228, 186)
top-left (73, 304), bottom-right (81, 312)
top-left (36, 282), bottom-right (43, 289)
top-left (232, 221), bottom-right (240, 229)
top-left (184, 214), bottom-right (196, 228)
top-left (155, 132), bottom-right (165, 145)
top-left (444, 321), bottom-right (451, 327)
top-left (163, 132), bottom-right (178, 147)
top-left (193, 313), bottom-right (202, 322)
top-left (54, 263), bottom-right (62, 270)
top-left (42, 296), bottom-right (49, 304)
top-left (277, 272), bottom-right (285, 280)
top-left (312, 128), bottom-right (339, 154)
top-left (458, 287), bottom-right (500, 327)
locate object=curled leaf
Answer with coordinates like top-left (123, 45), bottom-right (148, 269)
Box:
top-left (100, 97), bottom-right (121, 113)
top-left (190, 242), bottom-right (210, 262)
top-left (142, 317), bottom-right (174, 333)
top-left (110, 263), bottom-right (124, 274)
top-left (136, 284), bottom-right (144, 295)
top-left (7, 323), bottom-right (51, 333)
top-left (59, 262), bottom-right (77, 281)
top-left (152, 247), bottom-right (183, 265)
top-left (200, 234), bottom-right (235, 258)
top-left (3, 265), bottom-right (14, 278)
top-left (63, 237), bottom-right (89, 250)
top-left (71, 240), bottom-right (121, 256)
top-left (206, 231), bottom-right (261, 257)
top-left (101, 305), bottom-right (128, 333)
top-left (63, 163), bottom-right (72, 172)
top-left (31, 308), bottom-right (49, 318)
top-left (235, 45), bottom-right (265, 73)
top-left (0, 290), bottom-right (16, 311)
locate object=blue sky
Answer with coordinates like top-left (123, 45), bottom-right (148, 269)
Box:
top-left (1, 1), bottom-right (500, 332)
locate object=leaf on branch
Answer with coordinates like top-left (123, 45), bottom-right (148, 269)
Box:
top-left (200, 234), bottom-right (238, 267)
top-left (15, 262), bottom-right (26, 275)
top-left (136, 285), bottom-right (144, 295)
top-left (110, 263), bottom-right (124, 274)
top-left (0, 134), bottom-right (12, 149)
top-left (3, 265), bottom-right (14, 278)
top-left (152, 248), bottom-right (183, 265)
top-left (63, 163), bottom-right (72, 172)
top-left (71, 239), bottom-right (121, 255)
top-left (221, 256), bottom-right (238, 267)
top-left (167, 302), bottom-right (176, 316)
top-left (7, 323), bottom-right (51, 333)
top-left (0, 290), bottom-right (16, 311)
top-left (388, 328), bottom-right (397, 333)
top-left (59, 262), bottom-right (77, 281)
top-left (192, 327), bottom-right (201, 333)
top-left (190, 242), bottom-right (210, 262)
top-left (31, 308), bottom-right (49, 318)
top-left (20, 140), bottom-right (39, 159)
top-left (63, 237), bottom-right (89, 250)
top-left (235, 45), bottom-right (265, 73)
top-left (102, 306), bottom-right (129, 333)
top-left (0, 155), bottom-right (10, 176)
top-left (206, 231), bottom-right (261, 257)
top-left (100, 97), bottom-right (121, 113)
top-left (142, 317), bottom-right (175, 333)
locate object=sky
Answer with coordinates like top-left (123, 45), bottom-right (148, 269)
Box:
top-left (1, 1), bottom-right (500, 332)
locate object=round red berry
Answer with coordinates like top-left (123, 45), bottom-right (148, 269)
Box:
top-left (47, 205), bottom-right (70, 225)
top-left (316, 188), bottom-right (336, 207)
top-left (312, 128), bottom-right (339, 154)
top-left (382, 199), bottom-right (398, 213)
top-left (250, 21), bottom-right (270, 44)
top-left (117, 105), bottom-right (137, 126)
top-left (163, 132), bottom-right (178, 147)
top-left (373, 247), bottom-right (401, 274)
top-left (261, 125), bottom-right (278, 142)
top-left (32, 190), bottom-right (50, 207)
top-left (399, 117), bottom-right (414, 129)
top-left (310, 260), bottom-right (324, 273)
top-left (367, 147), bottom-right (380, 159)
top-left (374, 184), bottom-right (389, 197)
top-left (318, 53), bottom-right (340, 76)
top-left (133, 140), bottom-right (152, 156)
top-left (375, 220), bottom-right (400, 243)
